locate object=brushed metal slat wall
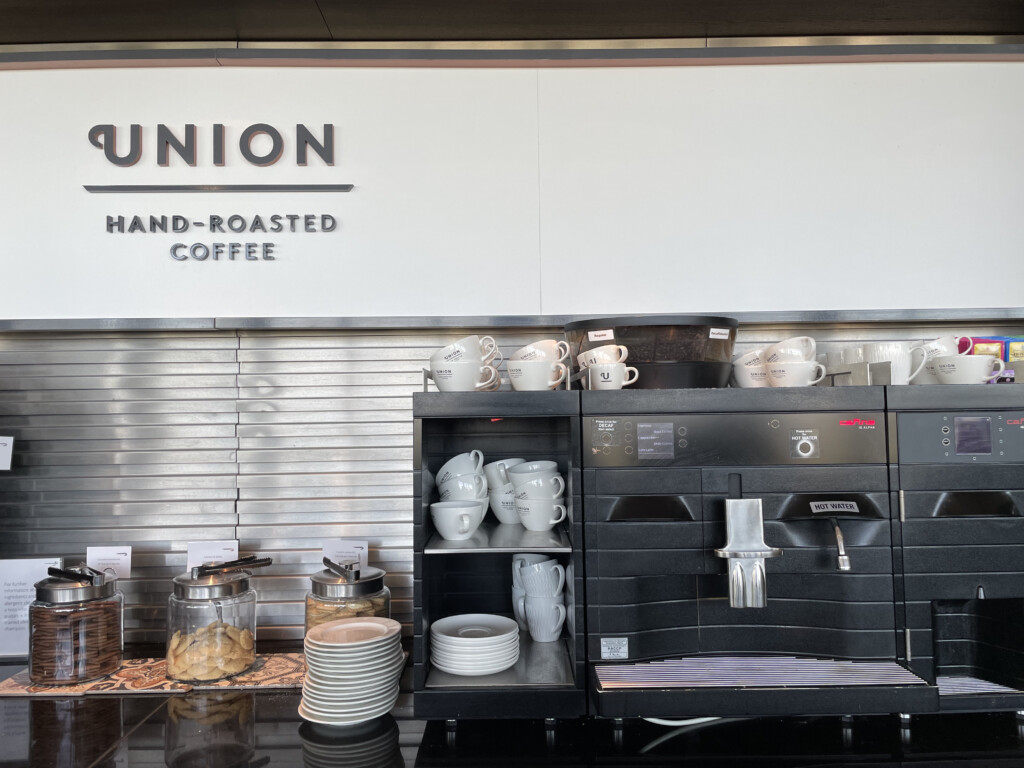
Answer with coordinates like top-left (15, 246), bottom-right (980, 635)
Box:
top-left (0, 327), bottom-right (561, 646)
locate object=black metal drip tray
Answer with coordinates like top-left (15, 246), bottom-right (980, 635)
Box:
top-left (592, 655), bottom-right (938, 718)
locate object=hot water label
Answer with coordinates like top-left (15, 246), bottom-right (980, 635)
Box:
top-left (810, 501), bottom-right (861, 515)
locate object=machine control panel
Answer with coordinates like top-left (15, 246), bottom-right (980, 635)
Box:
top-left (583, 412), bottom-right (885, 467)
top-left (897, 411), bottom-right (1024, 463)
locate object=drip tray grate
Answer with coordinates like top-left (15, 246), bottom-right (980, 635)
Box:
top-left (595, 656), bottom-right (928, 690)
top-left (936, 675), bottom-right (1023, 696)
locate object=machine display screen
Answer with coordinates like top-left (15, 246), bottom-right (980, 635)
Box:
top-left (954, 416), bottom-right (992, 455)
top-left (637, 422), bottom-right (675, 460)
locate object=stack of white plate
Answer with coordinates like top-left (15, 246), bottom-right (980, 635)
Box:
top-left (430, 614), bottom-right (519, 676)
top-left (300, 617), bottom-right (405, 727)
top-left (299, 716), bottom-right (403, 768)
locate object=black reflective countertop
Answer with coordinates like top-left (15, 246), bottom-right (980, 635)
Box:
top-left (5, 684), bottom-right (1024, 767)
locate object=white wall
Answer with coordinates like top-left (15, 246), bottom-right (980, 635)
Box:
top-left (1, 61), bottom-right (1022, 319)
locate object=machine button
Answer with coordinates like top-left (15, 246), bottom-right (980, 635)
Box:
top-left (624, 446), bottom-right (634, 455)
top-left (624, 422), bottom-right (633, 430)
top-left (678, 439), bottom-right (688, 448)
top-left (797, 440), bottom-right (814, 455)
top-left (624, 433), bottom-right (633, 443)
top-left (600, 433), bottom-right (613, 445)
top-left (769, 419), bottom-right (781, 429)
top-left (677, 427), bottom-right (687, 436)
top-left (602, 446), bottom-right (612, 455)
top-left (941, 426), bottom-right (950, 434)
top-left (942, 438), bottom-right (951, 446)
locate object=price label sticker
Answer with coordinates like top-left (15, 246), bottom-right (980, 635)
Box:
top-left (186, 540), bottom-right (238, 570)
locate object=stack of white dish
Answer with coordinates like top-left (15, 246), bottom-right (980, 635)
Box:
top-left (300, 617), bottom-right (405, 727)
top-left (299, 717), bottom-right (403, 768)
top-left (430, 614), bottom-right (519, 676)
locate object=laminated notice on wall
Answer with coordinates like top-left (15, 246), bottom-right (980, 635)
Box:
top-left (600, 637), bottom-right (629, 660)
top-left (186, 540), bottom-right (238, 570)
top-left (87, 546), bottom-right (132, 580)
top-left (810, 501), bottom-right (861, 515)
top-left (322, 540), bottom-right (369, 570)
top-left (0, 557), bottom-right (61, 658)
top-left (0, 437), bottom-right (13, 470)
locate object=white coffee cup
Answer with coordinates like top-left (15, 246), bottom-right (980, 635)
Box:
top-left (437, 451), bottom-right (484, 485)
top-left (430, 334), bottom-right (500, 366)
top-left (732, 348), bottom-right (767, 367)
top-left (438, 473), bottom-right (488, 501)
top-left (932, 354), bottom-right (1006, 384)
top-left (430, 361), bottom-right (500, 392)
top-left (483, 458), bottom-right (525, 490)
top-left (430, 500), bottom-right (487, 541)
top-left (862, 341), bottom-right (927, 385)
top-left (512, 554), bottom-right (552, 589)
top-left (732, 362), bottom-right (769, 388)
top-left (488, 483), bottom-right (520, 524)
top-left (516, 497), bottom-right (567, 531)
top-left (517, 559), bottom-right (566, 597)
top-left (587, 363), bottom-right (639, 390)
top-left (765, 336), bottom-right (816, 363)
top-left (917, 335), bottom-right (975, 383)
top-left (577, 344), bottom-right (629, 369)
top-left (522, 595), bottom-right (566, 642)
top-left (766, 361), bottom-right (826, 387)
top-left (508, 360), bottom-right (568, 391)
top-left (504, 460), bottom-right (559, 486)
top-left (513, 474), bottom-right (566, 499)
top-left (510, 339), bottom-right (571, 363)
top-left (511, 585), bottom-right (528, 630)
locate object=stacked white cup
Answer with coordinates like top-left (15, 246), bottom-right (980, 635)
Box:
top-left (427, 335), bottom-right (502, 392)
top-left (507, 339), bottom-right (570, 392)
top-left (431, 451), bottom-right (488, 540)
top-left (513, 555), bottom-right (567, 643)
top-left (576, 344), bottom-right (638, 390)
top-left (733, 336), bottom-right (824, 388)
top-left (483, 458), bottom-right (526, 524)
top-left (507, 461), bottom-right (566, 532)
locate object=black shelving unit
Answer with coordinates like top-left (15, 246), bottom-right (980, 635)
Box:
top-left (413, 391), bottom-right (587, 720)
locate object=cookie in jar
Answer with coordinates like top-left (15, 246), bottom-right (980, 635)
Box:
top-left (305, 558), bottom-right (390, 634)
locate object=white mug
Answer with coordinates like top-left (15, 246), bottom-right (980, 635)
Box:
top-left (512, 554), bottom-right (553, 589)
top-left (437, 451), bottom-right (485, 484)
top-left (488, 483), bottom-right (520, 524)
top-left (430, 500), bottom-right (487, 541)
top-left (517, 559), bottom-right (566, 597)
top-left (513, 473), bottom-right (566, 499)
top-left (430, 361), bottom-right (499, 392)
top-left (516, 497), bottom-right (567, 532)
top-left (483, 458), bottom-right (525, 490)
top-left (917, 335), bottom-right (974, 383)
top-left (522, 595), bottom-right (566, 642)
top-left (932, 354), bottom-right (1006, 384)
top-left (511, 585), bottom-right (528, 630)
top-left (508, 360), bottom-right (568, 391)
top-left (577, 344), bottom-right (629, 369)
top-left (862, 341), bottom-right (927, 385)
top-left (587, 363), bottom-right (639, 390)
top-left (430, 334), bottom-right (499, 365)
top-left (510, 339), bottom-right (570, 363)
top-left (765, 336), bottom-right (816, 363)
top-left (732, 348), bottom-right (767, 367)
top-left (504, 460), bottom-right (559, 486)
top-left (732, 362), bottom-right (769, 388)
top-left (438, 473), bottom-right (488, 501)
top-left (766, 361), bottom-right (826, 387)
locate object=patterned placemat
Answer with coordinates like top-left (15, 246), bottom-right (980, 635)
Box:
top-left (0, 652), bottom-right (306, 697)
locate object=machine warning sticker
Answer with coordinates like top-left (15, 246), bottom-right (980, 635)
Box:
top-left (600, 637), bottom-right (629, 660)
top-left (810, 501), bottom-right (861, 515)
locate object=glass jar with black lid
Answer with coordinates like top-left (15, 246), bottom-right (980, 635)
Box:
top-left (166, 555), bottom-right (271, 682)
top-left (29, 565), bottom-right (123, 684)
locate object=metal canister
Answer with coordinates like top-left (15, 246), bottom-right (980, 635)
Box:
top-left (305, 558), bottom-right (390, 633)
top-left (29, 565), bottom-right (123, 684)
top-left (166, 556), bottom-right (271, 682)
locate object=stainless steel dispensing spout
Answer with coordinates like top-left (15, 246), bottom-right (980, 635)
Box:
top-left (715, 490), bottom-right (782, 608)
top-left (831, 519), bottom-right (851, 572)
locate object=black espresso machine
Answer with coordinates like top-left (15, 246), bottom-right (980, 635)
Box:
top-left (889, 384), bottom-right (1024, 714)
top-left (581, 387), bottom-right (937, 719)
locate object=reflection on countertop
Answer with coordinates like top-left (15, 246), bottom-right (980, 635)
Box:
top-left (4, 688), bottom-right (1024, 767)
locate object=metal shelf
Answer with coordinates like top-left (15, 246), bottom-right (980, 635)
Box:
top-left (424, 521), bottom-right (571, 554)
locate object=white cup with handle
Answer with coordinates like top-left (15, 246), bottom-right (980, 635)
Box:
top-left (430, 334), bottom-right (500, 366)
top-left (483, 458), bottom-right (525, 490)
top-left (508, 360), bottom-right (568, 391)
top-left (512, 554), bottom-right (553, 589)
top-left (437, 451), bottom-right (485, 485)
top-left (438, 473), bottom-right (488, 501)
top-left (862, 341), bottom-right (927, 385)
top-left (765, 336), bottom-right (816, 363)
top-left (932, 354), bottom-right (1005, 384)
top-left (521, 595), bottom-right (566, 642)
top-left (516, 496), bottom-right (568, 531)
top-left (515, 558), bottom-right (566, 597)
top-left (587, 363), bottom-right (639, 390)
top-left (504, 460), bottom-right (559, 486)
top-left (510, 339), bottom-right (571, 363)
top-left (766, 361), bottom-right (826, 387)
top-left (430, 500), bottom-right (487, 541)
top-left (577, 344), bottom-right (629, 369)
top-left (916, 335), bottom-right (975, 383)
top-left (511, 472), bottom-right (566, 499)
top-left (732, 362), bottom-right (769, 388)
top-left (430, 360), bottom-right (500, 392)
top-left (488, 482), bottom-right (520, 524)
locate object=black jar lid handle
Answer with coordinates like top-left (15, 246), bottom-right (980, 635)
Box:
top-left (191, 554), bottom-right (273, 580)
top-left (323, 556), bottom-right (360, 582)
top-left (47, 564), bottom-right (106, 586)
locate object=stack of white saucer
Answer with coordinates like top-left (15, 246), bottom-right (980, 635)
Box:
top-left (300, 617), bottom-right (405, 726)
top-left (430, 614), bottom-right (519, 676)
